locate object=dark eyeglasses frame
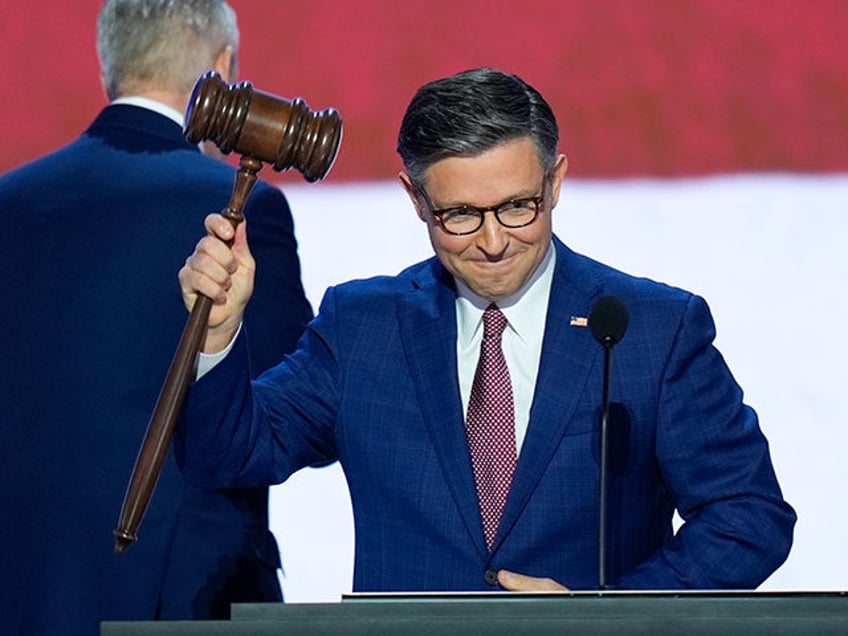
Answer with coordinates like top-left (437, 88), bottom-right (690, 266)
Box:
top-left (413, 176), bottom-right (549, 236)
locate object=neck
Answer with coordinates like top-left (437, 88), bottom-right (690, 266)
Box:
top-left (116, 89), bottom-right (189, 115)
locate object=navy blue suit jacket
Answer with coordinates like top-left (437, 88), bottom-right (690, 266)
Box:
top-left (0, 105), bottom-right (313, 634)
top-left (177, 237), bottom-right (795, 592)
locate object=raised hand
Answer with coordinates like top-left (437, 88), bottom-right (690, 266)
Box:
top-left (178, 213), bottom-right (256, 353)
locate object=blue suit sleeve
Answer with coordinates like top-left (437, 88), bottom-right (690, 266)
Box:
top-left (176, 288), bottom-right (341, 488)
top-left (618, 294), bottom-right (796, 589)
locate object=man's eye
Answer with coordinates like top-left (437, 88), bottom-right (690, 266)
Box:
top-left (503, 199), bottom-right (535, 211)
top-left (442, 207), bottom-right (478, 220)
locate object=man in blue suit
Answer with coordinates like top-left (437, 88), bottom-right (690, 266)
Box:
top-left (0, 1), bottom-right (312, 633)
top-left (176, 68), bottom-right (795, 592)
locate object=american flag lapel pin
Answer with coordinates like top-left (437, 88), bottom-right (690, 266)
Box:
top-left (569, 315), bottom-right (588, 327)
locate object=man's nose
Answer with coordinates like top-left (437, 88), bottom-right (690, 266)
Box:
top-left (476, 211), bottom-right (508, 255)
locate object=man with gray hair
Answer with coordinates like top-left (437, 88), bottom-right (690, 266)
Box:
top-left (0, 1), bottom-right (312, 633)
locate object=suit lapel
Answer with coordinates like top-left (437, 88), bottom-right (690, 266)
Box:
top-left (397, 260), bottom-right (488, 559)
top-left (492, 240), bottom-right (602, 552)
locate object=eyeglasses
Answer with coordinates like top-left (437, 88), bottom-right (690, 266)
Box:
top-left (414, 178), bottom-right (548, 236)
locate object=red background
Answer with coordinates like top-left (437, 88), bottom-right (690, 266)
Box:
top-left (1, 0), bottom-right (846, 182)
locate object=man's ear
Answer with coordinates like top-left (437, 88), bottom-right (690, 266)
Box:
top-left (99, 74), bottom-right (113, 102)
top-left (213, 46), bottom-right (237, 82)
top-left (399, 172), bottom-right (427, 222)
top-left (549, 153), bottom-right (569, 208)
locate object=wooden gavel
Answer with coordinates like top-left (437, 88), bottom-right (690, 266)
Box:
top-left (114, 71), bottom-right (342, 553)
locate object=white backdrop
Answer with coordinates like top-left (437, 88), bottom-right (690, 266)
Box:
top-left (268, 174), bottom-right (848, 601)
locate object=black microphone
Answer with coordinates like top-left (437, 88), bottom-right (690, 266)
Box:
top-left (590, 295), bottom-right (629, 347)
top-left (588, 295), bottom-right (629, 590)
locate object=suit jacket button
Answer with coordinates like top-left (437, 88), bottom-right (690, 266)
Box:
top-left (484, 569), bottom-right (499, 586)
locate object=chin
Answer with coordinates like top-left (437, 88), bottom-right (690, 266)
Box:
top-left (471, 283), bottom-right (519, 302)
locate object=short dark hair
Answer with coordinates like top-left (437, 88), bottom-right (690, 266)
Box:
top-left (397, 68), bottom-right (559, 184)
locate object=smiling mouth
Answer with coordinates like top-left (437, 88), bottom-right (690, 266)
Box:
top-left (473, 252), bottom-right (520, 266)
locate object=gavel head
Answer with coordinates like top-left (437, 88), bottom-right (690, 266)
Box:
top-left (184, 71), bottom-right (342, 182)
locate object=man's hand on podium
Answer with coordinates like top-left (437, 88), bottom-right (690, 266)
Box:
top-left (497, 570), bottom-right (569, 591)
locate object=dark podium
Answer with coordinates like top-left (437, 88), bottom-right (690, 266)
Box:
top-left (101, 591), bottom-right (848, 635)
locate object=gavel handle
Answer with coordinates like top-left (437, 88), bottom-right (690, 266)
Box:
top-left (114, 155), bottom-right (259, 553)
top-left (113, 292), bottom-right (214, 553)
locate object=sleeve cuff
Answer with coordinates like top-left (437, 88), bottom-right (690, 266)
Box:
top-left (196, 322), bottom-right (243, 380)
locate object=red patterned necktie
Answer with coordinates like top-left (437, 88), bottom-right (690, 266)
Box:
top-left (465, 303), bottom-right (517, 551)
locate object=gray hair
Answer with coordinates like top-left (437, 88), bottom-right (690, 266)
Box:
top-left (97, 0), bottom-right (239, 100)
top-left (397, 68), bottom-right (559, 185)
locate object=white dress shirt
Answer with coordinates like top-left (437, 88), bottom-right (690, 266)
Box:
top-left (111, 95), bottom-right (185, 127)
top-left (454, 242), bottom-right (556, 455)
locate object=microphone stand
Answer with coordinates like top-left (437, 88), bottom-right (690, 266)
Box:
top-left (589, 294), bottom-right (628, 591)
top-left (598, 339), bottom-right (613, 591)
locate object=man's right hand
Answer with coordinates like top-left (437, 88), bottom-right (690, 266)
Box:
top-left (178, 213), bottom-right (256, 354)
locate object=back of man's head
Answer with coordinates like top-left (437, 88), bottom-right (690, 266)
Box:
top-left (396, 67), bottom-right (560, 185)
top-left (97, 0), bottom-right (239, 101)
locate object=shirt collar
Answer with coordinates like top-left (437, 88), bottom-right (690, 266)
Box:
top-left (111, 96), bottom-right (185, 128)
